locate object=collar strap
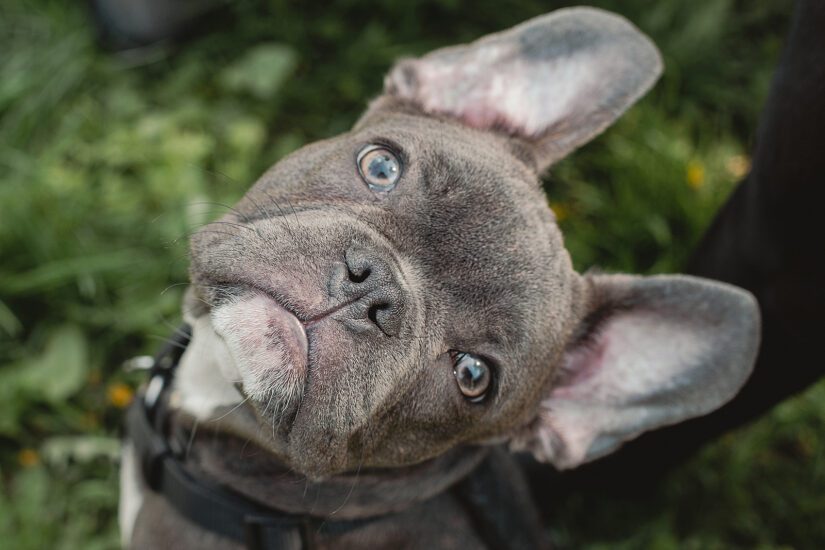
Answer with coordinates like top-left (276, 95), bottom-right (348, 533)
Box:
top-left (128, 401), bottom-right (295, 548)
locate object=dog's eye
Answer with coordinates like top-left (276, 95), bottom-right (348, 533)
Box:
top-left (452, 352), bottom-right (491, 402)
top-left (357, 145), bottom-right (401, 191)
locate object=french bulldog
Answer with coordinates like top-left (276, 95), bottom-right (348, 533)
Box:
top-left (120, 7), bottom-right (760, 549)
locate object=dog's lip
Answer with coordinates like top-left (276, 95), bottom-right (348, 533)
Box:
top-left (231, 282), bottom-right (309, 323)
top-left (232, 281), bottom-right (360, 331)
top-left (248, 289), bottom-right (310, 368)
top-left (209, 282), bottom-right (311, 376)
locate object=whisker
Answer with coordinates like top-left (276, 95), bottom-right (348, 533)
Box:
top-left (203, 220), bottom-right (257, 234)
top-left (145, 334), bottom-right (189, 350)
top-left (285, 197), bottom-right (304, 233)
top-left (244, 194), bottom-right (281, 247)
top-left (184, 418), bottom-right (200, 458)
top-left (209, 395), bottom-right (252, 422)
top-left (188, 200), bottom-right (252, 224)
top-left (157, 318), bottom-right (194, 342)
top-left (262, 189), bottom-right (298, 239)
top-left (160, 281), bottom-right (190, 295)
top-left (328, 458), bottom-right (363, 517)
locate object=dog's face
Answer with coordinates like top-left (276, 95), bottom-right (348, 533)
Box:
top-left (189, 108), bottom-right (581, 475)
top-left (184, 8), bottom-right (760, 478)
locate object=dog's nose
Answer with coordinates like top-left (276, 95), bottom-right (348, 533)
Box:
top-left (331, 244), bottom-right (405, 335)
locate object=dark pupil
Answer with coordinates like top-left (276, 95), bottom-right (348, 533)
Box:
top-left (368, 154), bottom-right (397, 182)
top-left (459, 362), bottom-right (482, 386)
top-left (456, 355), bottom-right (487, 394)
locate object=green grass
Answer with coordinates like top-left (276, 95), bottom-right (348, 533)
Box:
top-left (1, 0), bottom-right (821, 548)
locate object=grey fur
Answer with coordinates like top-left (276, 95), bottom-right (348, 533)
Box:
top-left (124, 7), bottom-right (760, 548)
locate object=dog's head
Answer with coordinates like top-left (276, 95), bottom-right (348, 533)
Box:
top-left (186, 8), bottom-right (759, 478)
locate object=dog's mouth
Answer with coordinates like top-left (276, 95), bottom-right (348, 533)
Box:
top-left (209, 288), bottom-right (312, 426)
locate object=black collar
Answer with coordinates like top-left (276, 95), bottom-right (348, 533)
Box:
top-left (126, 326), bottom-right (545, 550)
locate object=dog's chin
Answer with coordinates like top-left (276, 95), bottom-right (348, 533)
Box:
top-left (210, 291), bottom-right (309, 427)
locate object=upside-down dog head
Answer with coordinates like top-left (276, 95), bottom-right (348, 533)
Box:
top-left (185, 7), bottom-right (760, 478)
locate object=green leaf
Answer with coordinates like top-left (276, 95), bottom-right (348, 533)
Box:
top-left (0, 298), bottom-right (22, 336)
top-left (17, 324), bottom-right (88, 403)
top-left (219, 43), bottom-right (298, 100)
top-left (41, 435), bottom-right (121, 467)
top-left (0, 250), bottom-right (146, 296)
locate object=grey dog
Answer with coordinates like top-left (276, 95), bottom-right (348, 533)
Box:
top-left (120, 7), bottom-right (760, 549)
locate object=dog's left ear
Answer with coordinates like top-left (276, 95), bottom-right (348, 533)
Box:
top-left (509, 274), bottom-right (760, 470)
top-left (381, 7), bottom-right (663, 173)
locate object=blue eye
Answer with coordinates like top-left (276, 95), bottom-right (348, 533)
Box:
top-left (452, 352), bottom-right (491, 402)
top-left (357, 145), bottom-right (401, 191)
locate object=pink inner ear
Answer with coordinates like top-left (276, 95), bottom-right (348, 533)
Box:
top-left (510, 274), bottom-right (758, 469)
top-left (389, 47), bottom-right (595, 139)
top-left (551, 334), bottom-right (609, 396)
top-left (461, 102), bottom-right (502, 131)
top-left (384, 8), bottom-right (664, 172)
top-left (551, 310), bottom-right (706, 402)
top-left (529, 311), bottom-right (708, 468)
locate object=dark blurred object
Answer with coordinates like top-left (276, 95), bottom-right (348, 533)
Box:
top-left (524, 0), bottom-right (825, 511)
top-left (90, 0), bottom-right (224, 51)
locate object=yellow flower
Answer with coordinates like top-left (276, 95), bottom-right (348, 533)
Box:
top-left (726, 154), bottom-right (751, 179)
top-left (549, 202), bottom-right (569, 222)
top-left (107, 382), bottom-right (134, 409)
top-left (686, 160), bottom-right (705, 190)
top-left (18, 448), bottom-right (40, 468)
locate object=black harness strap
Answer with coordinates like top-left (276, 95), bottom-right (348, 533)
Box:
top-left (127, 401), bottom-right (309, 549)
top-left (453, 449), bottom-right (548, 550)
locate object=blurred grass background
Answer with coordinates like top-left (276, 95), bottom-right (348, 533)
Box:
top-left (1, 0), bottom-right (823, 548)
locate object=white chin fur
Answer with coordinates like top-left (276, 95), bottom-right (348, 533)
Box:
top-left (173, 314), bottom-right (244, 420)
top-left (208, 294), bottom-right (307, 414)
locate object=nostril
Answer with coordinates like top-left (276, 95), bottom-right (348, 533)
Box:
top-left (367, 305), bottom-right (378, 325)
top-left (367, 303), bottom-right (381, 325)
top-left (347, 265), bottom-right (371, 284)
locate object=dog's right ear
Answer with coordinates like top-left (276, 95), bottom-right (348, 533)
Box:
top-left (367, 7), bottom-right (662, 173)
top-left (509, 274), bottom-right (760, 470)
